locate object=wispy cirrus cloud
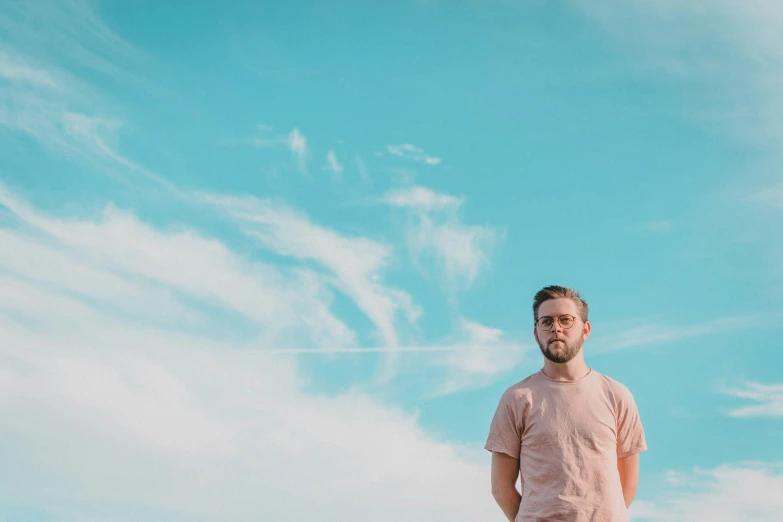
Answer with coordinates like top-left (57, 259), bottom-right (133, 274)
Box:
top-left (571, 0), bottom-right (783, 231)
top-left (0, 18), bottom-right (175, 195)
top-left (591, 315), bottom-right (758, 354)
top-left (287, 128), bottom-right (307, 162)
top-left (197, 193), bottom-right (422, 379)
top-left (386, 143), bottom-right (442, 165)
top-left (720, 381), bottom-right (783, 418)
top-left (247, 125), bottom-right (309, 173)
top-left (383, 185), bottom-right (502, 292)
top-left (409, 215), bottom-right (500, 291)
top-left (323, 149), bottom-right (343, 178)
top-left (0, 47), bottom-right (59, 88)
top-left (0, 0), bottom-right (145, 83)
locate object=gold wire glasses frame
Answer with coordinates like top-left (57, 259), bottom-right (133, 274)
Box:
top-left (535, 314), bottom-right (578, 331)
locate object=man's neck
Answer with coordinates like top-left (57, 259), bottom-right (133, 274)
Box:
top-left (541, 358), bottom-right (590, 382)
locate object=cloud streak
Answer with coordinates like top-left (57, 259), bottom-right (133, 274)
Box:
top-left (721, 381), bottom-right (783, 418)
top-left (0, 0), bottom-right (145, 82)
top-left (0, 43), bottom-right (178, 195)
top-left (591, 315), bottom-right (758, 353)
top-left (387, 143), bottom-right (442, 165)
top-left (384, 185), bottom-right (463, 211)
top-left (0, 47), bottom-right (59, 87)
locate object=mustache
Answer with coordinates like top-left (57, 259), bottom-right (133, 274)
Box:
top-left (549, 338), bottom-right (567, 344)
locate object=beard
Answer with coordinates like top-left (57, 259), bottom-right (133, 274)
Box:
top-left (537, 336), bottom-right (584, 364)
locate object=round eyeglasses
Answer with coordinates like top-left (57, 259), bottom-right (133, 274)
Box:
top-left (535, 314), bottom-right (577, 331)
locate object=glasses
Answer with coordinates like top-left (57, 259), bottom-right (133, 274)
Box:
top-left (535, 314), bottom-right (578, 331)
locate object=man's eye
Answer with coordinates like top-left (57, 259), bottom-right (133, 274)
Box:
top-left (540, 319), bottom-right (553, 327)
top-left (561, 317), bottom-right (573, 326)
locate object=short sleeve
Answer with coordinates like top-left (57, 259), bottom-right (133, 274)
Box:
top-left (484, 390), bottom-right (523, 459)
top-left (616, 387), bottom-right (648, 458)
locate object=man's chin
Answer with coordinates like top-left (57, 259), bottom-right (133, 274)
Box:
top-left (543, 352), bottom-right (573, 364)
top-left (539, 344), bottom-right (581, 364)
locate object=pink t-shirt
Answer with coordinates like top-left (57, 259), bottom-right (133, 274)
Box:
top-left (484, 369), bottom-right (647, 522)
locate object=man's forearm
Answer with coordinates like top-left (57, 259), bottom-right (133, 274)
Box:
top-left (620, 482), bottom-right (637, 508)
top-left (492, 486), bottom-right (521, 522)
top-left (617, 453), bottom-right (640, 508)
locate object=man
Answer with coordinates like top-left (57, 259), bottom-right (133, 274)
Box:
top-left (485, 286), bottom-right (647, 522)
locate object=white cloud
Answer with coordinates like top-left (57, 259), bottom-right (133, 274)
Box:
top-left (323, 149), bottom-right (343, 177)
top-left (410, 215), bottom-right (499, 289)
top-left (429, 318), bottom-right (527, 396)
top-left (721, 381), bottom-right (783, 418)
top-left (382, 185), bottom-right (502, 291)
top-left (0, 185), bottom-right (505, 521)
top-left (387, 143), bottom-right (442, 165)
top-left (0, 230), bottom-right (204, 328)
top-left (197, 193), bottom-right (422, 379)
top-left (629, 463), bottom-right (783, 521)
top-left (383, 185), bottom-right (463, 211)
top-left (287, 127), bottom-right (307, 159)
top-left (0, 184), bottom-right (354, 349)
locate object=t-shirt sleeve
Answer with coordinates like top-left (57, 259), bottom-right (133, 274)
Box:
top-left (484, 390), bottom-right (523, 459)
top-left (615, 386), bottom-right (648, 458)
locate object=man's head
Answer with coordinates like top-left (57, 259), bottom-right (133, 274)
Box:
top-left (532, 286), bottom-right (591, 364)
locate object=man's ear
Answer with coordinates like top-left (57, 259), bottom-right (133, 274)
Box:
top-left (583, 320), bottom-right (591, 340)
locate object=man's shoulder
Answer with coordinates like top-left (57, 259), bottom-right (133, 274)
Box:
top-left (592, 370), bottom-right (637, 400)
top-left (499, 371), bottom-right (544, 400)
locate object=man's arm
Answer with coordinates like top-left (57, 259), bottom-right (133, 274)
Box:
top-left (491, 451), bottom-right (521, 522)
top-left (617, 453), bottom-right (640, 507)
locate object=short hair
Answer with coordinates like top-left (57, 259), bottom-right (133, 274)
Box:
top-left (533, 285), bottom-right (589, 322)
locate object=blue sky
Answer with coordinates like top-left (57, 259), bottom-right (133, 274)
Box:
top-left (1, 0), bottom-right (782, 520)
